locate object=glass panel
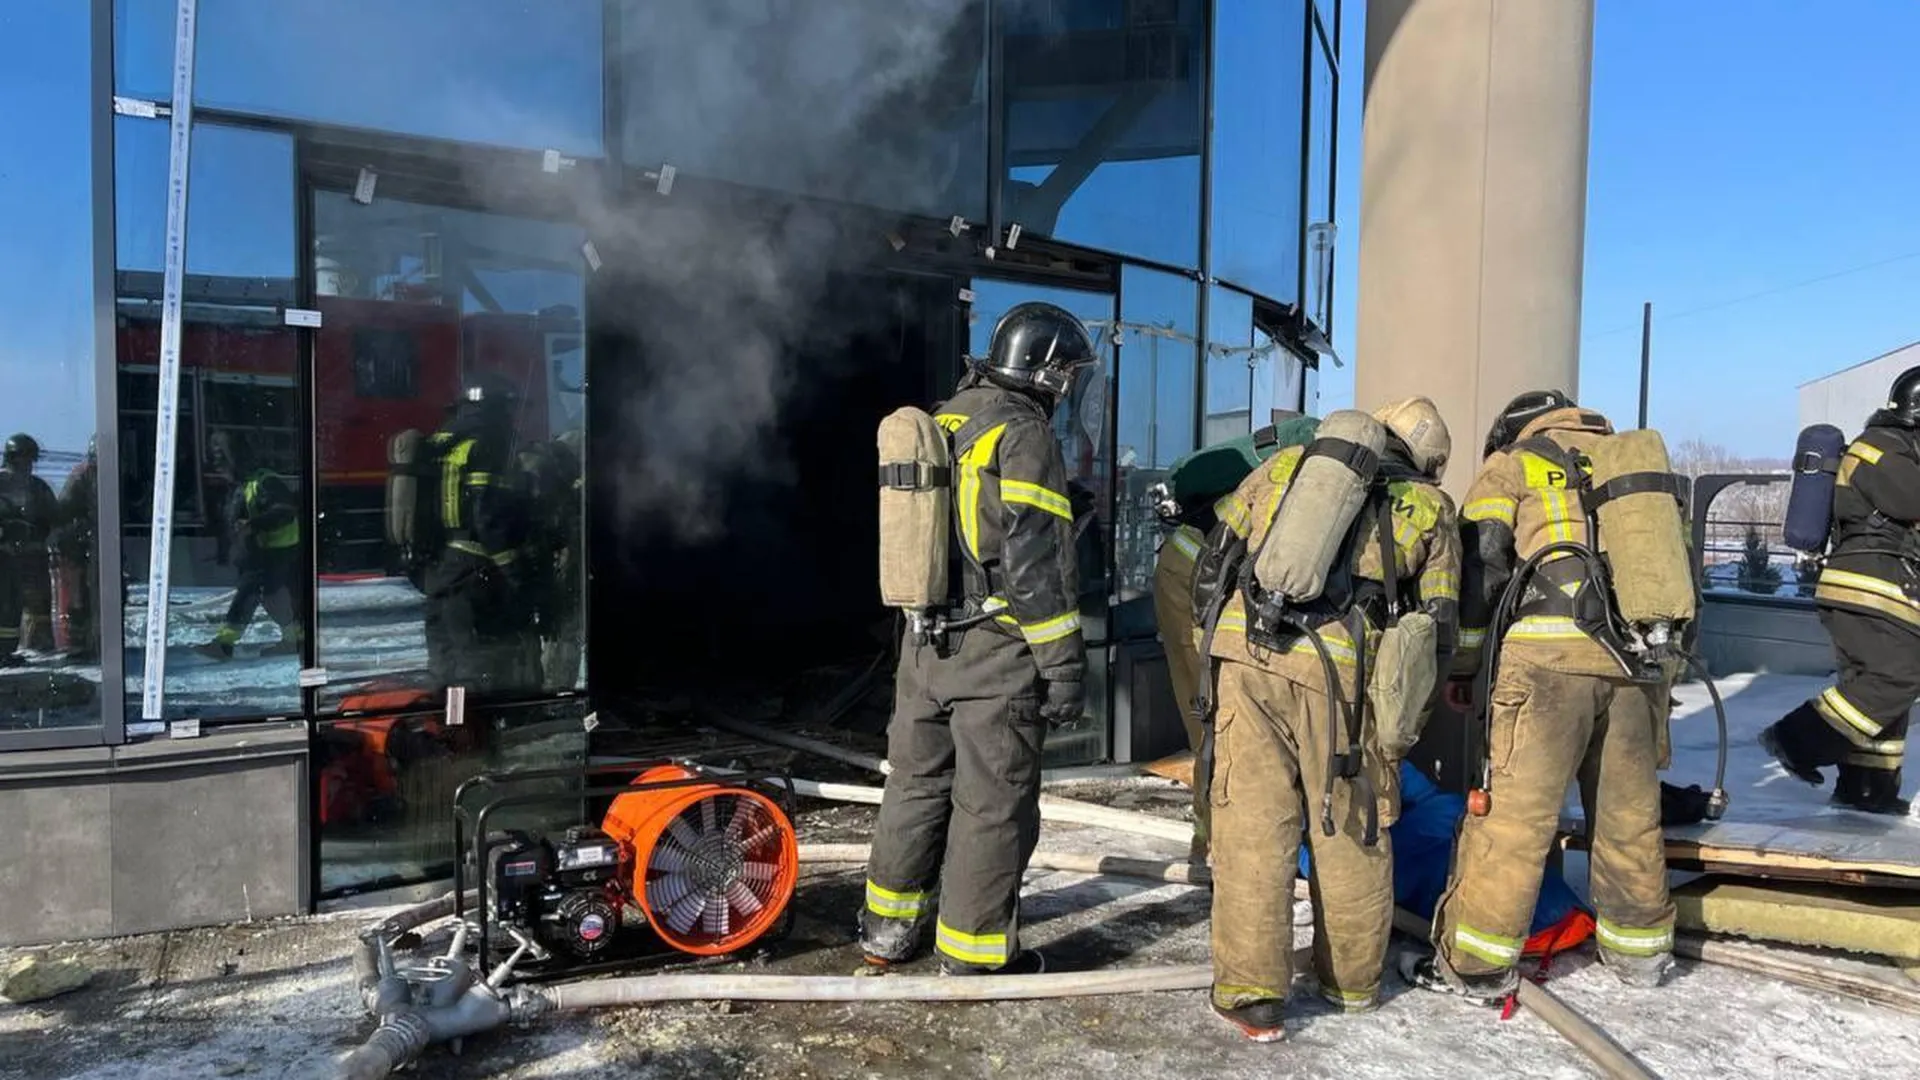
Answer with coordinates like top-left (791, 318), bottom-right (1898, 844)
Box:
top-left (312, 191), bottom-right (588, 710)
top-left (1251, 322), bottom-right (1309, 427)
top-left (1209, 0), bottom-right (1307, 303)
top-left (1000, 0), bottom-right (1205, 268)
top-left (614, 0), bottom-right (988, 220)
top-left (318, 698), bottom-right (587, 897)
top-left (116, 0), bottom-right (604, 156)
top-left (1304, 36), bottom-right (1337, 331)
top-left (964, 280), bottom-right (1117, 635)
top-left (1114, 265), bottom-right (1197, 603)
top-left (0, 1), bottom-right (103, 731)
top-left (116, 118), bottom-right (304, 722)
top-left (1202, 287), bottom-right (1254, 446)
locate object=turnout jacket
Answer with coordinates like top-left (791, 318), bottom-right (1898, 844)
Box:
top-left (1817, 418), bottom-right (1920, 636)
top-left (1203, 443), bottom-right (1462, 701)
top-left (1455, 406), bottom-right (1623, 678)
top-left (934, 384), bottom-right (1085, 683)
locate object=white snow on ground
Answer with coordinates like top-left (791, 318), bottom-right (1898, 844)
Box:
top-left (7, 675), bottom-right (1920, 1078)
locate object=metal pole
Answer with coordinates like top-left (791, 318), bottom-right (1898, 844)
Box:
top-left (140, 0), bottom-right (200, 721)
top-left (1637, 301), bottom-right (1652, 430)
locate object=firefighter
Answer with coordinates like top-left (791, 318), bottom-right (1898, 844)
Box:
top-left (520, 429), bottom-right (585, 693)
top-left (1762, 365), bottom-right (1920, 815)
top-left (1150, 415), bottom-right (1321, 863)
top-left (422, 373), bottom-right (540, 696)
top-left (1408, 391), bottom-right (1677, 1004)
top-left (1199, 397), bottom-right (1459, 1041)
top-left (0, 434), bottom-right (59, 660)
top-left (53, 436), bottom-right (99, 661)
top-left (196, 438), bottom-right (302, 659)
top-left (861, 301), bottom-right (1096, 976)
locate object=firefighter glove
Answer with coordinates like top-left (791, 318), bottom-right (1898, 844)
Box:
top-left (1039, 676), bottom-right (1085, 728)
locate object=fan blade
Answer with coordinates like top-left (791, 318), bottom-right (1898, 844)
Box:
top-left (726, 880), bottom-right (764, 916)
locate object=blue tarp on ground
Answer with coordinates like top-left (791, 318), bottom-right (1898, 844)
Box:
top-left (1300, 762), bottom-right (1584, 937)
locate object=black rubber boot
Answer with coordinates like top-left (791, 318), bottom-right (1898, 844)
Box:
top-left (1212, 997), bottom-right (1286, 1043)
top-left (939, 949), bottom-right (1045, 977)
top-left (1398, 952), bottom-right (1515, 1008)
top-left (1759, 704), bottom-right (1853, 785)
top-left (1831, 766), bottom-right (1913, 816)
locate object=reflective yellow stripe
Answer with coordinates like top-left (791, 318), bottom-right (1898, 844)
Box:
top-left (258, 521), bottom-right (300, 550)
top-left (1001, 478), bottom-right (1073, 520)
top-left (1422, 570), bottom-right (1460, 601)
top-left (1454, 924), bottom-right (1522, 966)
top-left (1322, 988), bottom-right (1377, 1011)
top-left (1215, 493), bottom-right (1251, 537)
top-left (1814, 568), bottom-right (1920, 628)
top-left (1463, 496), bottom-right (1517, 525)
top-left (865, 880), bottom-right (928, 920)
top-left (1167, 526), bottom-right (1203, 563)
top-left (1020, 610), bottom-right (1081, 645)
top-left (1458, 627), bottom-right (1487, 649)
top-left (1847, 440), bottom-right (1884, 465)
top-left (1845, 748), bottom-right (1906, 769)
top-left (442, 439), bottom-right (474, 529)
top-left (1507, 615), bottom-right (1587, 641)
top-left (448, 540), bottom-right (517, 566)
top-left (1595, 919), bottom-right (1673, 957)
top-left (1816, 686), bottom-right (1885, 739)
top-left (935, 920), bottom-right (1009, 967)
top-left (1540, 488), bottom-right (1577, 544)
top-left (956, 423), bottom-right (1010, 560)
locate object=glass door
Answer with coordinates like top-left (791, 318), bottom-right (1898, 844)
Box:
top-left (306, 185), bottom-right (590, 897)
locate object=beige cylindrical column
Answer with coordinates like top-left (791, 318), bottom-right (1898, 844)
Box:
top-left (1353, 0), bottom-right (1595, 501)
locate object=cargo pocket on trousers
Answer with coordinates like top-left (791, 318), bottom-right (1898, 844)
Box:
top-left (1364, 735), bottom-right (1401, 829)
top-left (1488, 679), bottom-right (1532, 778)
top-left (1208, 707), bottom-right (1236, 809)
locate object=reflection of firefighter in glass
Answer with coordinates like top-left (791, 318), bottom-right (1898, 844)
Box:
top-left (420, 374), bottom-right (540, 695)
top-left (0, 434), bottom-right (59, 660)
top-left (53, 437), bottom-right (99, 661)
top-left (197, 436), bottom-right (303, 659)
top-left (519, 428), bottom-right (584, 693)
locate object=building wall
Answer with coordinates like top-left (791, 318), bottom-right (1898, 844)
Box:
top-left (1800, 341), bottom-right (1920, 433)
top-left (1, 0), bottom-right (1335, 942)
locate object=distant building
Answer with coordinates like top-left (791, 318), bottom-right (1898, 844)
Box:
top-left (1800, 340), bottom-right (1920, 432)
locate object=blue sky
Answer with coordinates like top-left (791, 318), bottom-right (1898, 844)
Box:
top-left (1323, 0), bottom-right (1920, 458)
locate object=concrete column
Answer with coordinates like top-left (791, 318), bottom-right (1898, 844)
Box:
top-left (1353, 0), bottom-right (1595, 501)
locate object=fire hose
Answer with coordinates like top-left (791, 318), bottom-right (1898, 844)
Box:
top-left (341, 782), bottom-right (1654, 1080)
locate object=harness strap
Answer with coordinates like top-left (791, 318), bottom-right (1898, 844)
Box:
top-left (1582, 470), bottom-right (1685, 512)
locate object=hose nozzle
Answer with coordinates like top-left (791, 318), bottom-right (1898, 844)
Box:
top-left (1705, 788), bottom-right (1729, 821)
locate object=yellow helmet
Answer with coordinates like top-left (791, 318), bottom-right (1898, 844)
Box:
top-left (1372, 396), bottom-right (1451, 481)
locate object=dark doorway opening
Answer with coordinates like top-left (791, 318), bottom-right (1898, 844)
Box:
top-left (590, 270), bottom-right (960, 705)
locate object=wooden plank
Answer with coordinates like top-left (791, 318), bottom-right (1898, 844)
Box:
top-left (1675, 933), bottom-right (1920, 1018)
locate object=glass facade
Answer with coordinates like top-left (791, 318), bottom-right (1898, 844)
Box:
top-left (1000, 0), bottom-right (1206, 269)
top-left (23, 0), bottom-right (1332, 778)
top-left (0, 1), bottom-right (106, 735)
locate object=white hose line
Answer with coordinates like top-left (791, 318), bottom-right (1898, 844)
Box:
top-left (799, 843), bottom-right (1210, 886)
top-left (699, 714), bottom-right (1148, 786)
top-left (532, 966), bottom-right (1213, 1012)
top-left (703, 767), bottom-right (1196, 845)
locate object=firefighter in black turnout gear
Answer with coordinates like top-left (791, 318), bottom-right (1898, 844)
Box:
top-left (197, 437), bottom-right (303, 659)
top-left (421, 374), bottom-right (540, 696)
top-left (862, 301), bottom-right (1096, 975)
top-left (1763, 365), bottom-right (1920, 815)
top-left (0, 434), bottom-right (58, 659)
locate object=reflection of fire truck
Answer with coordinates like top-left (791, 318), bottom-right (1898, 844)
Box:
top-left (116, 274), bottom-right (581, 576)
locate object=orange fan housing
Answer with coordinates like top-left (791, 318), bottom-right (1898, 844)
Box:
top-left (601, 765), bottom-right (800, 957)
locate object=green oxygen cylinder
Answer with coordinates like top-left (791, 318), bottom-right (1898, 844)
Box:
top-left (1155, 415), bottom-right (1322, 524)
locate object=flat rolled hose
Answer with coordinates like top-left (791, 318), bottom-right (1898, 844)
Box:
top-left (522, 966), bottom-right (1213, 1014)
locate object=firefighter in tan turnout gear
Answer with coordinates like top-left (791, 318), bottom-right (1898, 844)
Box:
top-left (1409, 391), bottom-right (1686, 1004)
top-left (1196, 398), bottom-right (1459, 1041)
top-left (862, 301), bottom-right (1096, 975)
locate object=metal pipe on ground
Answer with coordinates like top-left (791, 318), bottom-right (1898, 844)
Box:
top-left (1389, 910), bottom-right (1659, 1080)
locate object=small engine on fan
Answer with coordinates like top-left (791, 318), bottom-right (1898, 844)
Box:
top-left (461, 761), bottom-right (802, 981)
top-left (487, 827), bottom-right (628, 962)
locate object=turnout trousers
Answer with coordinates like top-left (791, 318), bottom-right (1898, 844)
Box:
top-left (1434, 655), bottom-right (1675, 978)
top-left (1209, 659), bottom-right (1395, 1012)
top-left (1771, 607), bottom-right (1917, 778)
top-left (862, 623), bottom-right (1046, 972)
top-left (1151, 532), bottom-right (1209, 848)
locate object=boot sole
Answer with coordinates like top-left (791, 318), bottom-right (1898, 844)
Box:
top-left (1214, 1010), bottom-right (1286, 1043)
top-left (1759, 726), bottom-right (1824, 786)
